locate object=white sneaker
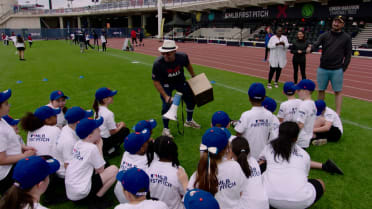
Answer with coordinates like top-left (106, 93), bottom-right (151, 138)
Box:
top-left (274, 82), bottom-right (279, 88)
top-left (184, 119), bottom-right (201, 129)
top-left (162, 128), bottom-right (174, 138)
top-left (267, 83), bottom-right (272, 89)
top-left (312, 138), bottom-right (328, 146)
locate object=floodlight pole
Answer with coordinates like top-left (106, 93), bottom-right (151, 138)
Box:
top-left (49, 0), bottom-right (52, 9)
top-left (157, 0), bottom-right (162, 39)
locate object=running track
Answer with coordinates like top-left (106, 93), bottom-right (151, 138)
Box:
top-left (107, 38), bottom-right (372, 102)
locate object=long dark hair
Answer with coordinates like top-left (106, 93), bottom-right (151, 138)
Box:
top-left (92, 99), bottom-right (104, 119)
top-left (147, 136), bottom-right (180, 168)
top-left (270, 122), bottom-right (300, 162)
top-left (20, 112), bottom-right (44, 132)
top-left (16, 36), bottom-right (24, 43)
top-left (0, 186), bottom-right (35, 209)
top-left (194, 146), bottom-right (226, 196)
top-left (231, 136), bottom-right (251, 178)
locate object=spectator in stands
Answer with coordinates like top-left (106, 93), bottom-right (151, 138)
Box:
top-left (290, 31), bottom-right (309, 84)
top-left (264, 27), bottom-right (273, 62)
top-left (307, 16), bottom-right (352, 116)
top-left (267, 27), bottom-right (289, 89)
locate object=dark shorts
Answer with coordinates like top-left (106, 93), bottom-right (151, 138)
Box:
top-left (17, 47), bottom-right (25, 51)
top-left (73, 173), bottom-right (103, 204)
top-left (0, 165), bottom-right (15, 195)
top-left (308, 179), bottom-right (324, 205)
top-left (317, 67), bottom-right (343, 92)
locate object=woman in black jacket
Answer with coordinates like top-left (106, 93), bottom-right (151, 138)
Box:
top-left (290, 31), bottom-right (309, 84)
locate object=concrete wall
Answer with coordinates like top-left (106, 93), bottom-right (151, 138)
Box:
top-left (0, 0), bottom-right (16, 16)
top-left (0, 16), bottom-right (41, 29)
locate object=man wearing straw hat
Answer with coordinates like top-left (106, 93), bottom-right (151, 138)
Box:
top-left (152, 40), bottom-right (200, 138)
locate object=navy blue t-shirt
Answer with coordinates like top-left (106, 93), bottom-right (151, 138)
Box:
top-left (152, 52), bottom-right (190, 85)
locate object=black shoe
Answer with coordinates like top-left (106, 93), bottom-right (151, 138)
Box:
top-left (323, 159), bottom-right (344, 175)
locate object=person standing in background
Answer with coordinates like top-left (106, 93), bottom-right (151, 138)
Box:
top-left (264, 27), bottom-right (273, 62)
top-left (290, 31), bottom-right (309, 84)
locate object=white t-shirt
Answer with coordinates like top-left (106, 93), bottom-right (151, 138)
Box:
top-left (324, 107), bottom-right (343, 133)
top-left (146, 161), bottom-right (185, 209)
top-left (23, 202), bottom-right (48, 209)
top-left (270, 115), bottom-right (280, 141)
top-left (114, 152), bottom-right (148, 203)
top-left (97, 106), bottom-right (117, 138)
top-left (65, 141), bottom-right (106, 201)
top-left (101, 35), bottom-right (106, 43)
top-left (0, 119), bottom-right (22, 180)
top-left (259, 144), bottom-right (315, 209)
top-left (295, 100), bottom-right (317, 148)
top-left (277, 99), bottom-right (302, 122)
top-left (27, 125), bottom-right (61, 156)
top-left (15, 41), bottom-right (25, 48)
top-left (238, 157), bottom-right (269, 209)
top-left (188, 160), bottom-right (248, 209)
top-left (53, 125), bottom-right (79, 178)
top-left (235, 106), bottom-right (277, 159)
top-left (86, 35), bottom-right (90, 40)
top-left (46, 104), bottom-right (66, 128)
top-left (114, 200), bottom-right (169, 209)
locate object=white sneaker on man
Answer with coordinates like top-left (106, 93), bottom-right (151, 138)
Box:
top-left (184, 119), bottom-right (201, 129)
top-left (162, 128), bottom-right (174, 138)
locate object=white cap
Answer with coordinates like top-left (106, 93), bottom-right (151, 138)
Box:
top-left (158, 40), bottom-right (178, 53)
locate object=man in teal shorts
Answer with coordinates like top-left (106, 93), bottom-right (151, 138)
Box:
top-left (307, 16), bottom-right (352, 116)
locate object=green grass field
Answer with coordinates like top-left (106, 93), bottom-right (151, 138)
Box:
top-left (1, 41), bottom-right (371, 209)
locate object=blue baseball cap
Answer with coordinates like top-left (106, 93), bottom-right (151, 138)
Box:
top-left (295, 79), bottom-right (315, 91)
top-left (65, 107), bottom-right (93, 124)
top-left (283, 81), bottom-right (297, 95)
top-left (184, 189), bottom-right (220, 209)
top-left (202, 127), bottom-right (230, 154)
top-left (134, 119), bottom-right (157, 132)
top-left (211, 111), bottom-right (230, 128)
top-left (116, 167), bottom-right (149, 196)
top-left (0, 89), bottom-right (11, 103)
top-left (34, 106), bottom-right (61, 121)
top-left (315, 100), bottom-right (326, 116)
top-left (50, 90), bottom-right (69, 101)
top-left (248, 83), bottom-right (266, 100)
top-left (262, 97), bottom-right (277, 113)
top-left (124, 129), bottom-right (151, 154)
top-left (76, 117), bottom-right (104, 139)
top-left (13, 156), bottom-right (60, 189)
top-left (2, 115), bottom-right (20, 126)
top-left (95, 87), bottom-right (117, 101)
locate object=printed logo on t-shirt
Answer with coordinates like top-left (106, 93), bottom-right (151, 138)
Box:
top-left (219, 179), bottom-right (236, 190)
top-left (72, 148), bottom-right (84, 160)
top-left (250, 167), bottom-right (261, 177)
top-left (120, 161), bottom-right (134, 171)
top-left (290, 107), bottom-right (298, 115)
top-left (150, 174), bottom-right (172, 188)
top-left (167, 66), bottom-right (181, 78)
top-left (29, 134), bottom-right (50, 142)
top-left (251, 119), bottom-right (269, 128)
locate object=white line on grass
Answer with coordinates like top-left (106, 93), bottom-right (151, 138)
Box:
top-left (104, 51), bottom-right (372, 131)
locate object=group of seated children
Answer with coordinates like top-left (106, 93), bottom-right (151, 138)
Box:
top-left (0, 79), bottom-right (344, 209)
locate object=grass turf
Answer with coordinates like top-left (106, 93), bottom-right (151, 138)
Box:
top-left (0, 40), bottom-right (371, 209)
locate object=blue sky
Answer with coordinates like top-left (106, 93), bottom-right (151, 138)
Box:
top-left (18, 0), bottom-right (96, 9)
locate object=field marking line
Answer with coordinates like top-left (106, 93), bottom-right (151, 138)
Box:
top-left (104, 49), bottom-right (372, 131)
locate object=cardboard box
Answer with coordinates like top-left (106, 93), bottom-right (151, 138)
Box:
top-left (187, 73), bottom-right (213, 107)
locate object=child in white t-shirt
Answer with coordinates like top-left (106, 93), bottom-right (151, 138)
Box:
top-left (0, 156), bottom-right (60, 209)
top-left (188, 127), bottom-right (248, 209)
top-left (65, 117), bottom-right (118, 208)
top-left (114, 120), bottom-right (156, 203)
top-left (146, 136), bottom-right (188, 209)
top-left (312, 100), bottom-right (343, 146)
top-left (2, 115), bottom-right (24, 146)
top-left (47, 90), bottom-right (69, 129)
top-left (259, 122), bottom-right (325, 209)
top-left (0, 89), bottom-right (36, 195)
top-left (230, 136), bottom-right (269, 209)
top-left (93, 87), bottom-right (129, 157)
top-left (22, 106), bottom-right (61, 156)
top-left (235, 83), bottom-right (277, 159)
top-left (277, 82), bottom-right (302, 123)
top-left (115, 167), bottom-right (169, 209)
top-left (294, 79), bottom-right (317, 149)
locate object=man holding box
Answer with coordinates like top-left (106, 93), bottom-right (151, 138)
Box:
top-left (152, 40), bottom-right (200, 138)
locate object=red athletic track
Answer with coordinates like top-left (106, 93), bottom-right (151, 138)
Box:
top-left (107, 38), bottom-right (372, 102)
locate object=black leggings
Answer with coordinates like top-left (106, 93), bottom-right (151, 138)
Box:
top-left (293, 60), bottom-right (306, 84)
top-left (102, 127), bottom-right (130, 157)
top-left (314, 126), bottom-right (342, 142)
top-left (268, 67), bottom-right (282, 83)
top-left (102, 42), bottom-right (106, 51)
top-left (264, 47), bottom-right (270, 60)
